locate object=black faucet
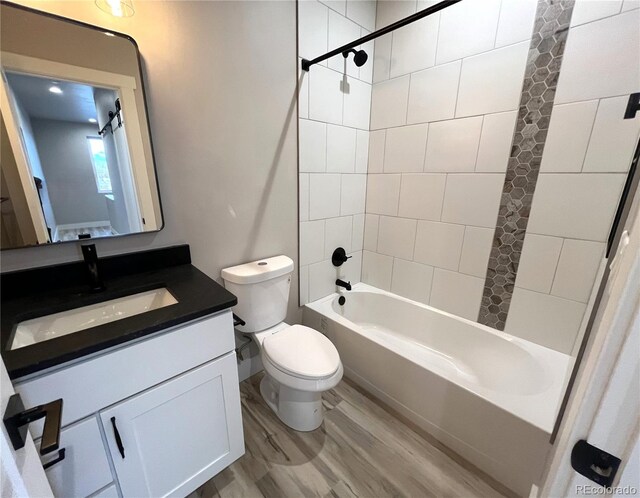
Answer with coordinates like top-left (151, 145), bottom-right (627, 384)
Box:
top-left (81, 244), bottom-right (105, 292)
top-left (336, 279), bottom-right (352, 291)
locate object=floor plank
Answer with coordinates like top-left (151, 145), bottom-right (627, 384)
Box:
top-left (195, 373), bottom-right (513, 498)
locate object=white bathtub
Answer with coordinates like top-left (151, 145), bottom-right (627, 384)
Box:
top-left (303, 283), bottom-right (573, 496)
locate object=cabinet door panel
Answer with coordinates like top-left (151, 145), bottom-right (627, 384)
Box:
top-left (37, 417), bottom-right (113, 498)
top-left (100, 353), bottom-right (243, 498)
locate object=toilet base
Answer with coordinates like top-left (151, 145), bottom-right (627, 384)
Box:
top-left (260, 375), bottom-right (324, 432)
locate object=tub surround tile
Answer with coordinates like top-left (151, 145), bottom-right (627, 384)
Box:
top-left (300, 173), bottom-right (310, 222)
top-left (376, 0), bottom-right (416, 29)
top-left (390, 15), bottom-right (439, 78)
top-left (455, 41), bottom-right (529, 118)
top-left (582, 96), bottom-right (640, 173)
top-left (342, 250), bottom-right (363, 284)
top-left (346, 0), bottom-right (376, 32)
top-left (309, 174), bottom-right (342, 220)
top-left (300, 220), bottom-right (326, 266)
top-left (377, 216), bottom-right (417, 261)
top-left (362, 250), bottom-right (394, 290)
top-left (475, 111), bottom-right (518, 173)
top-left (505, 288), bottom-right (586, 353)
top-left (320, 0), bottom-right (346, 16)
top-left (479, 0), bottom-right (576, 331)
top-left (407, 61), bottom-right (461, 124)
top-left (435, 0), bottom-right (502, 64)
top-left (424, 117), bottom-right (483, 172)
top-left (340, 174), bottom-right (367, 216)
top-left (430, 269), bottom-right (485, 321)
top-left (398, 173), bottom-right (446, 221)
top-left (570, 0), bottom-right (624, 27)
top-left (324, 216), bottom-right (353, 258)
top-left (514, 234), bottom-right (563, 294)
top-left (441, 174), bottom-right (504, 228)
top-left (352, 214), bottom-right (365, 252)
top-left (370, 75), bottom-right (410, 129)
top-left (359, 28), bottom-right (375, 84)
top-left (327, 124), bottom-right (357, 173)
top-left (526, 173), bottom-right (626, 241)
top-left (555, 9), bottom-right (640, 104)
top-left (343, 77), bottom-right (372, 130)
top-left (309, 259), bottom-right (339, 302)
top-left (309, 65), bottom-right (344, 125)
top-left (373, 33), bottom-right (392, 83)
top-left (384, 124), bottom-right (428, 173)
top-left (328, 10), bottom-right (361, 76)
top-left (459, 227), bottom-right (496, 279)
top-left (363, 214), bottom-right (379, 251)
top-left (299, 0), bottom-right (329, 63)
top-left (539, 100), bottom-right (598, 173)
top-left (366, 174), bottom-right (402, 216)
top-left (391, 258), bottom-right (434, 304)
top-left (299, 119), bottom-right (327, 173)
top-left (355, 130), bottom-right (370, 174)
top-left (414, 220), bottom-right (465, 271)
top-left (495, 0), bottom-right (539, 48)
top-left (368, 130), bottom-right (386, 173)
top-left (551, 239), bottom-right (605, 303)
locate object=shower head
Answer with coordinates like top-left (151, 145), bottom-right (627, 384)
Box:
top-left (342, 48), bottom-right (368, 68)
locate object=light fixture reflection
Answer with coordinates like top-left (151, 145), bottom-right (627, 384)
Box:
top-left (89, 118), bottom-right (98, 123)
top-left (95, 0), bottom-right (134, 18)
top-left (49, 86), bottom-right (62, 94)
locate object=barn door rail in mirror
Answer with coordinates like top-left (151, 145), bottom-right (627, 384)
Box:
top-left (0, 1), bottom-right (163, 250)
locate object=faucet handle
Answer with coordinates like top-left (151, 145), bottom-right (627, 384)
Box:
top-left (331, 247), bottom-right (352, 267)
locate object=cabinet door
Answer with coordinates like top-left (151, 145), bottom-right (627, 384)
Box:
top-left (37, 417), bottom-right (113, 498)
top-left (99, 353), bottom-right (244, 498)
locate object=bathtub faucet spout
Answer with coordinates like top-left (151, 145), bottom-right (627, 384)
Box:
top-left (336, 279), bottom-right (352, 291)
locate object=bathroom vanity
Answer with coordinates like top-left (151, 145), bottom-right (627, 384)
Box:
top-left (1, 245), bottom-right (244, 497)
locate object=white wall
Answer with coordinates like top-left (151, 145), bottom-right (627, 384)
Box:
top-left (361, 0), bottom-right (537, 321)
top-left (298, 0), bottom-right (377, 304)
top-left (1, 1), bottom-right (301, 324)
top-left (8, 94), bottom-right (57, 232)
top-left (31, 118), bottom-right (109, 226)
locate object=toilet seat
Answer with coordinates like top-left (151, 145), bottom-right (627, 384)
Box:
top-left (262, 325), bottom-right (341, 380)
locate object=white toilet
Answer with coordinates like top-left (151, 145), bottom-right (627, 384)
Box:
top-left (221, 255), bottom-right (343, 432)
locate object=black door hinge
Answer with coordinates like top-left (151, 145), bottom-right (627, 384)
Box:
top-left (571, 439), bottom-right (621, 488)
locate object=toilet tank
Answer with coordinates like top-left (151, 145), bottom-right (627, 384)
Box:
top-left (221, 255), bottom-right (294, 333)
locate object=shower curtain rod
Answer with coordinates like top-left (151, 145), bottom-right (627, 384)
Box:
top-left (301, 0), bottom-right (463, 72)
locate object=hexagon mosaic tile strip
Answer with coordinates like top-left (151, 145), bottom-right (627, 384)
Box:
top-left (478, 0), bottom-right (575, 331)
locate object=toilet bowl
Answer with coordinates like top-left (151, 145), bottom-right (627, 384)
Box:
top-left (222, 256), bottom-right (343, 431)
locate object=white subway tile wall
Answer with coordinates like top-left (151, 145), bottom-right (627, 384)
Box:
top-left (298, 0), bottom-right (376, 304)
top-left (298, 0), bottom-right (639, 355)
top-left (359, 0), bottom-right (638, 354)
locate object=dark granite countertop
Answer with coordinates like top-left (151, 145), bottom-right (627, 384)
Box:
top-left (1, 245), bottom-right (237, 379)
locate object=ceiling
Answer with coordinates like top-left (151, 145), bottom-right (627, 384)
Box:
top-left (5, 72), bottom-right (104, 124)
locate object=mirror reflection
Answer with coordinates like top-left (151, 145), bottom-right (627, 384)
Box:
top-left (0, 2), bottom-right (163, 249)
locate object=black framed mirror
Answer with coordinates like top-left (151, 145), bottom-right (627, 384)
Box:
top-left (0, 1), bottom-right (163, 249)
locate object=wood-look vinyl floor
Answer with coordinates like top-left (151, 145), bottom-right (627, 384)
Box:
top-left (190, 373), bottom-right (514, 498)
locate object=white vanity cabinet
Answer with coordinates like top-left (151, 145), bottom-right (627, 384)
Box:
top-left (14, 310), bottom-right (244, 498)
top-left (100, 354), bottom-right (242, 497)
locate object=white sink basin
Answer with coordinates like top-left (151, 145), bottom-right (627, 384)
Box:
top-left (10, 288), bottom-right (178, 351)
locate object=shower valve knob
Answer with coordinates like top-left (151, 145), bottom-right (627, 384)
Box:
top-left (332, 247), bottom-right (351, 267)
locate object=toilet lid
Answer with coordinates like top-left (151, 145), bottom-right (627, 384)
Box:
top-left (262, 325), bottom-right (340, 379)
